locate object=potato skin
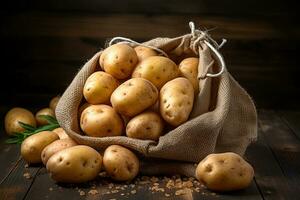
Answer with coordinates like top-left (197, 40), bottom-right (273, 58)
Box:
top-left (80, 105), bottom-right (123, 137)
top-left (46, 145), bottom-right (102, 183)
top-left (195, 152), bottom-right (254, 191)
top-left (4, 107), bottom-right (36, 136)
top-left (132, 56), bottom-right (179, 89)
top-left (100, 43), bottom-right (138, 79)
top-left (126, 111), bottom-right (163, 141)
top-left (41, 138), bottom-right (77, 165)
top-left (134, 46), bottom-right (157, 62)
top-left (49, 96), bottom-right (60, 111)
top-left (21, 131), bottom-right (59, 164)
top-left (83, 71), bottom-right (119, 104)
top-left (111, 78), bottom-right (158, 117)
top-left (52, 128), bottom-right (69, 139)
top-left (103, 145), bottom-right (139, 181)
top-left (160, 77), bottom-right (194, 126)
top-left (35, 108), bottom-right (55, 126)
top-left (179, 57), bottom-right (200, 93)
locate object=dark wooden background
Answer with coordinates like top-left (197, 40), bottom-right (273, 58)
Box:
top-left (0, 0), bottom-right (299, 117)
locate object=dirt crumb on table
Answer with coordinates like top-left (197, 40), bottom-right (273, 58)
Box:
top-left (23, 172), bottom-right (31, 179)
top-left (88, 189), bottom-right (98, 195)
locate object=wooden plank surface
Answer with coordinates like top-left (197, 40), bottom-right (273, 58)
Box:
top-left (278, 110), bottom-right (300, 140)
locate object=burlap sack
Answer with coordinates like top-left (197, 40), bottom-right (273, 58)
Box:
top-left (56, 30), bottom-right (257, 177)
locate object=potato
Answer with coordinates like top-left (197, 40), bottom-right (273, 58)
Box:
top-left (126, 111), bottom-right (163, 141)
top-left (111, 78), bottom-right (158, 117)
top-left (132, 56), bottom-right (179, 89)
top-left (78, 102), bottom-right (91, 119)
top-left (100, 43), bottom-right (138, 79)
top-left (179, 57), bottom-right (200, 93)
top-left (46, 145), bottom-right (102, 183)
top-left (4, 107), bottom-right (36, 136)
top-left (83, 71), bottom-right (119, 104)
top-left (21, 131), bottom-right (59, 164)
top-left (160, 77), bottom-right (194, 126)
top-left (134, 46), bottom-right (157, 62)
top-left (195, 152), bottom-right (254, 191)
top-left (80, 105), bottom-right (123, 137)
top-left (49, 96), bottom-right (60, 111)
top-left (103, 145), bottom-right (139, 181)
top-left (41, 138), bottom-right (77, 165)
top-left (52, 127), bottom-right (69, 139)
top-left (35, 108), bottom-right (55, 126)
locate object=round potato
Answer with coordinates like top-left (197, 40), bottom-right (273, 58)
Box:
top-left (52, 127), bottom-right (69, 139)
top-left (132, 56), bottom-right (179, 89)
top-left (179, 57), bottom-right (200, 93)
top-left (78, 102), bottom-right (91, 118)
top-left (21, 131), bottom-right (59, 164)
top-left (126, 111), bottom-right (163, 141)
top-left (49, 96), bottom-right (60, 111)
top-left (35, 108), bottom-right (55, 126)
top-left (41, 138), bottom-right (77, 165)
top-left (83, 71), bottom-right (119, 104)
top-left (80, 105), bottom-right (123, 137)
top-left (134, 46), bottom-right (157, 62)
top-left (4, 107), bottom-right (36, 136)
top-left (103, 145), bottom-right (139, 181)
top-left (160, 77), bottom-right (194, 126)
top-left (195, 152), bottom-right (254, 191)
top-left (111, 78), bottom-right (158, 117)
top-left (46, 145), bottom-right (102, 183)
top-left (100, 43), bottom-right (138, 79)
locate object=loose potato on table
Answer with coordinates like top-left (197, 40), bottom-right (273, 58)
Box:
top-left (126, 111), bottom-right (163, 141)
top-left (179, 57), bottom-right (200, 93)
top-left (46, 145), bottom-right (102, 183)
top-left (160, 77), bottom-right (194, 126)
top-left (103, 145), bottom-right (139, 181)
top-left (52, 127), bottom-right (69, 139)
top-left (134, 46), bottom-right (157, 62)
top-left (4, 107), bottom-right (36, 136)
top-left (83, 71), bottom-right (119, 104)
top-left (80, 105), bottom-right (123, 137)
top-left (111, 78), bottom-right (158, 117)
top-left (35, 108), bottom-right (55, 126)
top-left (41, 138), bottom-right (77, 165)
top-left (49, 96), bottom-right (60, 111)
top-left (100, 43), bottom-right (138, 79)
top-left (132, 56), bottom-right (179, 89)
top-left (195, 152), bottom-right (254, 192)
top-left (21, 131), bottom-right (59, 164)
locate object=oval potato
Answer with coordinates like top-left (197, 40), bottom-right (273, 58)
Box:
top-left (83, 71), bottom-right (119, 104)
top-left (35, 108), bottom-right (55, 126)
top-left (21, 131), bottom-right (59, 164)
top-left (80, 105), bottom-right (123, 137)
top-left (49, 96), bottom-right (60, 111)
top-left (4, 107), bottom-right (36, 136)
top-left (52, 127), bottom-right (69, 139)
top-left (134, 46), bottom-right (157, 62)
top-left (126, 111), bottom-right (163, 141)
top-left (46, 145), bottom-right (102, 183)
top-left (195, 152), bottom-right (254, 191)
top-left (103, 145), bottom-right (139, 181)
top-left (160, 77), bottom-right (194, 126)
top-left (179, 57), bottom-right (200, 93)
top-left (132, 56), bottom-right (179, 89)
top-left (100, 43), bottom-right (138, 79)
top-left (111, 78), bottom-right (158, 117)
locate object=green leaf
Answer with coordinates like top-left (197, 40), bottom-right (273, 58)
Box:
top-left (38, 115), bottom-right (58, 125)
top-left (18, 121), bottom-right (35, 131)
top-left (5, 137), bottom-right (21, 144)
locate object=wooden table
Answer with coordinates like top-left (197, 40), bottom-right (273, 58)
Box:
top-left (0, 110), bottom-right (299, 200)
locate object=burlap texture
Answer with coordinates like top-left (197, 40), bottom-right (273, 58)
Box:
top-left (56, 33), bottom-right (257, 177)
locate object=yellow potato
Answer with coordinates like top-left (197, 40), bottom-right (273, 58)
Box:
top-left (4, 107), bottom-right (36, 136)
top-left (103, 145), bottom-right (139, 181)
top-left (111, 78), bottom-right (158, 117)
top-left (100, 43), bottom-right (138, 79)
top-left (52, 127), bottom-right (69, 139)
top-left (126, 111), bottom-right (163, 141)
top-left (134, 46), bottom-right (157, 62)
top-left (46, 145), bottom-right (102, 183)
top-left (179, 57), bottom-right (200, 93)
top-left (41, 138), bottom-right (77, 165)
top-left (21, 131), bottom-right (59, 164)
top-left (160, 78), bottom-right (194, 126)
top-left (35, 108), bottom-right (55, 126)
top-left (78, 102), bottom-right (91, 119)
top-left (49, 96), bottom-right (60, 111)
top-left (132, 56), bottom-right (179, 89)
top-left (80, 105), bottom-right (123, 137)
top-left (83, 71), bottom-right (119, 104)
top-left (195, 152), bottom-right (254, 191)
